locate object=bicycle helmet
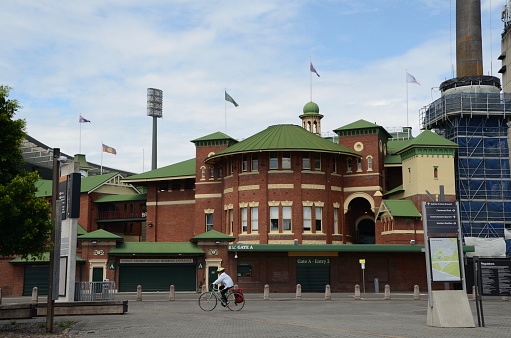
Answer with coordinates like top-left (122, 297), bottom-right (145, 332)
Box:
top-left (217, 267), bottom-right (225, 273)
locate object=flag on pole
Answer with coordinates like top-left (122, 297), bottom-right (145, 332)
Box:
top-left (102, 144), bottom-right (117, 155)
top-left (79, 115), bottom-right (91, 123)
top-left (225, 91), bottom-right (239, 107)
top-left (406, 72), bottom-right (420, 85)
top-left (310, 62), bottom-right (320, 77)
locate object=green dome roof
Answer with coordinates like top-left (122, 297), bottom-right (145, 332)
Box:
top-left (303, 101), bottom-right (319, 115)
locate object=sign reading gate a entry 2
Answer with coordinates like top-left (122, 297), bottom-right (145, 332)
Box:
top-left (424, 202), bottom-right (458, 234)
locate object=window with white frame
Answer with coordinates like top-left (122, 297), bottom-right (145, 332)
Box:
top-left (251, 207), bottom-right (258, 232)
top-left (367, 156), bottom-right (373, 171)
top-left (242, 155), bottom-right (248, 172)
top-left (315, 207), bottom-right (323, 232)
top-left (347, 158), bottom-right (352, 172)
top-left (251, 154), bottom-right (258, 171)
top-left (303, 152), bottom-right (310, 170)
top-left (269, 152), bottom-right (278, 170)
top-left (333, 158), bottom-right (338, 173)
top-left (210, 167), bottom-right (214, 179)
top-left (303, 206), bottom-right (312, 231)
top-left (282, 151), bottom-right (291, 170)
top-left (314, 154), bottom-right (321, 171)
top-left (282, 206), bottom-right (291, 231)
top-left (357, 158), bottom-right (362, 171)
top-left (229, 208), bottom-right (233, 234)
top-left (333, 207), bottom-right (339, 234)
top-left (241, 207), bottom-right (248, 232)
top-left (205, 213), bottom-right (213, 231)
top-left (270, 206), bottom-right (279, 231)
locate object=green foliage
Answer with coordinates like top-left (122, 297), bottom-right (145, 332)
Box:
top-left (0, 86), bottom-right (52, 257)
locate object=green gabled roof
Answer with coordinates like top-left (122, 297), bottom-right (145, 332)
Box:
top-left (385, 185), bottom-right (404, 196)
top-left (397, 130), bottom-right (457, 153)
top-left (80, 173), bottom-right (118, 192)
top-left (191, 230), bottom-right (236, 242)
top-left (206, 124), bottom-right (359, 162)
top-left (77, 224), bottom-right (87, 236)
top-left (95, 193), bottom-right (147, 203)
top-left (191, 131), bottom-right (237, 143)
top-left (78, 229), bottom-right (123, 241)
top-left (379, 200), bottom-right (421, 218)
top-left (10, 252), bottom-right (85, 264)
top-left (35, 173), bottom-right (120, 197)
top-left (109, 242), bottom-right (204, 255)
top-left (333, 119), bottom-right (392, 139)
top-left (122, 158), bottom-right (196, 182)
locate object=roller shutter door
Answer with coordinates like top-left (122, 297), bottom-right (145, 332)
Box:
top-left (296, 266), bottom-right (330, 292)
top-left (119, 264), bottom-right (196, 292)
top-left (23, 265), bottom-right (49, 296)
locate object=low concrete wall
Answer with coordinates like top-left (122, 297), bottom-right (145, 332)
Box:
top-left (0, 304), bottom-right (36, 320)
top-left (0, 301), bottom-right (128, 320)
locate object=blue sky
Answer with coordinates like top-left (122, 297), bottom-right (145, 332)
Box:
top-left (1, 0), bottom-right (506, 173)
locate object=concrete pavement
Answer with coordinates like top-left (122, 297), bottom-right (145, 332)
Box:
top-left (2, 293), bottom-right (511, 337)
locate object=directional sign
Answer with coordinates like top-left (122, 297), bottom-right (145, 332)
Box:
top-left (424, 202), bottom-right (458, 235)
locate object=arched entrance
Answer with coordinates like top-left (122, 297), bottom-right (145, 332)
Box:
top-left (356, 216), bottom-right (375, 244)
top-left (344, 193), bottom-right (376, 244)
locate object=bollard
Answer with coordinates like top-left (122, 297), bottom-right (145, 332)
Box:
top-left (296, 284), bottom-right (302, 300)
top-left (502, 296), bottom-right (509, 301)
top-left (325, 284), bottom-right (331, 300)
top-left (136, 285), bottom-right (142, 302)
top-left (354, 284), bottom-right (361, 300)
top-left (263, 284), bottom-right (270, 300)
top-left (169, 285), bottom-right (175, 301)
top-left (472, 286), bottom-right (476, 300)
top-left (413, 285), bottom-right (420, 300)
top-left (384, 284), bottom-right (391, 300)
top-left (201, 284), bottom-right (206, 293)
top-left (32, 287), bottom-right (39, 304)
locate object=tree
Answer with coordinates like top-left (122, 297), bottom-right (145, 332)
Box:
top-left (0, 86), bottom-right (52, 257)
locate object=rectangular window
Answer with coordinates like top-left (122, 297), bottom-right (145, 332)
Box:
top-left (282, 151), bottom-right (291, 170)
top-left (218, 167), bottom-right (223, 178)
top-left (269, 152), bottom-right (278, 170)
top-left (210, 167), bottom-right (215, 179)
top-left (242, 155), bottom-right (248, 172)
top-left (303, 152), bottom-right (310, 170)
top-left (282, 206), bottom-right (291, 231)
top-left (229, 209), bottom-right (234, 234)
top-left (333, 158), bottom-right (338, 173)
top-left (333, 207), bottom-right (339, 234)
top-left (347, 158), bottom-right (352, 172)
top-left (315, 207), bottom-right (323, 232)
top-left (357, 158), bottom-right (362, 171)
top-left (251, 154), bottom-right (258, 171)
top-left (237, 263), bottom-right (252, 277)
top-left (251, 207), bottom-right (258, 232)
top-left (206, 213), bottom-right (214, 231)
top-left (241, 207), bottom-right (248, 233)
top-left (303, 206), bottom-right (311, 231)
top-left (270, 206), bottom-right (279, 231)
top-left (314, 155), bottom-right (321, 171)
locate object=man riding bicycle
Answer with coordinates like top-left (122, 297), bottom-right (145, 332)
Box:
top-left (211, 267), bottom-right (234, 306)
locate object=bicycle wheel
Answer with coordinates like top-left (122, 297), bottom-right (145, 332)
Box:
top-left (198, 292), bottom-right (217, 311)
top-left (226, 292), bottom-right (245, 311)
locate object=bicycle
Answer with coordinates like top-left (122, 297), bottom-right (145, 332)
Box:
top-left (198, 285), bottom-right (245, 311)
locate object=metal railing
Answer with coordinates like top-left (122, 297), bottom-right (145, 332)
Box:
top-left (75, 281), bottom-right (116, 301)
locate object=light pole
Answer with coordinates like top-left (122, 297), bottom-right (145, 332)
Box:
top-left (147, 88), bottom-right (163, 170)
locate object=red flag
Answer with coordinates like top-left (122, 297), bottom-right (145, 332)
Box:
top-left (102, 144), bottom-right (117, 155)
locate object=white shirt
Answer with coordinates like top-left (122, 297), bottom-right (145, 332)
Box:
top-left (212, 272), bottom-right (234, 288)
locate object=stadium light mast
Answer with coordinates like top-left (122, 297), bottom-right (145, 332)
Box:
top-left (147, 88), bottom-right (163, 170)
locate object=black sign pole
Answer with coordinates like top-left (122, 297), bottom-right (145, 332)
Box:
top-left (473, 257), bottom-right (481, 327)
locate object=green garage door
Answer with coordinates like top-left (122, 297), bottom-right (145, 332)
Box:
top-left (296, 257), bottom-right (331, 292)
top-left (24, 265), bottom-right (49, 296)
top-left (119, 264), bottom-right (196, 292)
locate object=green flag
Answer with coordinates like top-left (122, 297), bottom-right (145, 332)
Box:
top-left (225, 91), bottom-right (239, 107)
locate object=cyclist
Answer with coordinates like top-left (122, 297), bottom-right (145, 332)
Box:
top-left (211, 267), bottom-right (234, 306)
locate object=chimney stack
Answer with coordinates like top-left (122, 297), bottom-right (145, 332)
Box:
top-left (456, 0), bottom-right (483, 77)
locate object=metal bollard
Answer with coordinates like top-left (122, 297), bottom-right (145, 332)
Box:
top-left (32, 287), bottom-right (39, 304)
top-left (296, 284), bottom-right (302, 300)
top-left (354, 284), bottom-right (361, 300)
top-left (325, 284), bottom-right (331, 300)
top-left (169, 285), bottom-right (175, 301)
top-left (384, 284), bottom-right (391, 300)
top-left (413, 285), bottom-right (420, 300)
top-left (502, 296), bottom-right (509, 301)
top-left (263, 284), bottom-right (270, 300)
top-left (136, 285), bottom-right (142, 301)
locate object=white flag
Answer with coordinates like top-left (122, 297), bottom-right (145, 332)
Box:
top-left (406, 72), bottom-right (420, 85)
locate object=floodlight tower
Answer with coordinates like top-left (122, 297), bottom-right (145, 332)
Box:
top-left (147, 88), bottom-right (163, 170)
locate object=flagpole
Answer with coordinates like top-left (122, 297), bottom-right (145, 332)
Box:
top-left (100, 142), bottom-right (103, 175)
top-left (224, 88), bottom-right (227, 132)
top-left (406, 70), bottom-right (409, 127)
top-left (310, 57), bottom-right (313, 102)
top-left (79, 116), bottom-right (82, 154)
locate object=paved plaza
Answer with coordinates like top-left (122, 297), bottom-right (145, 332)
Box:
top-left (2, 293), bottom-right (511, 337)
